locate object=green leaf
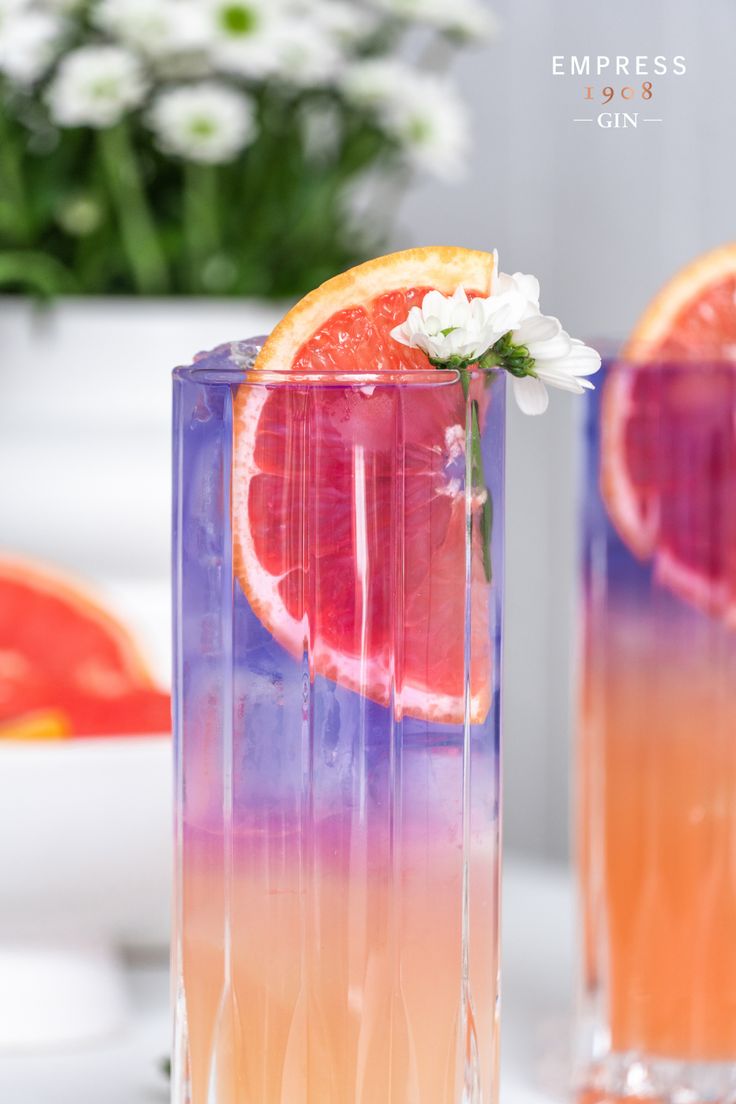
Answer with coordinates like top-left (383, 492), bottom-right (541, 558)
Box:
top-left (0, 251), bottom-right (77, 297)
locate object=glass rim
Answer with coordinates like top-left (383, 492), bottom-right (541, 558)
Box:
top-left (172, 364), bottom-right (502, 388)
top-left (174, 336), bottom-right (507, 388)
top-left (601, 356), bottom-right (736, 372)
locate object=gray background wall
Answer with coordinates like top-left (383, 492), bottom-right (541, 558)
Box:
top-left (398, 0), bottom-right (736, 860)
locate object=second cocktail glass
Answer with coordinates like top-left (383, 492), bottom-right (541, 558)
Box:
top-left (578, 357), bottom-right (736, 1101)
top-left (173, 340), bottom-right (504, 1104)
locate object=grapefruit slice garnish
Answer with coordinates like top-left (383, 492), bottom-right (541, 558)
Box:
top-left (232, 246), bottom-right (497, 724)
top-left (601, 243), bottom-right (736, 619)
top-left (0, 556), bottom-right (170, 738)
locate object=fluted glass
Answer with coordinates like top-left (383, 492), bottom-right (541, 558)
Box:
top-left (577, 358), bottom-right (736, 1103)
top-left (172, 340), bottom-right (504, 1104)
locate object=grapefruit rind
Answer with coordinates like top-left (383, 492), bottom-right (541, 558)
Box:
top-left (625, 242), bottom-right (736, 360)
top-left (254, 247), bottom-right (495, 375)
top-left (233, 247), bottom-right (497, 724)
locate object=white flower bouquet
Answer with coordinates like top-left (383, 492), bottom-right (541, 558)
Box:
top-left (0, 0), bottom-right (495, 297)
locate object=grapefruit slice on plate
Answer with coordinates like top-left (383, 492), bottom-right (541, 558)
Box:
top-left (601, 243), bottom-right (736, 619)
top-left (232, 246), bottom-right (497, 724)
top-left (0, 557), bottom-right (170, 738)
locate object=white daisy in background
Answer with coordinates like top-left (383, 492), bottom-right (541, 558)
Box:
top-left (307, 0), bottom-right (378, 48)
top-left (205, 0), bottom-right (282, 79)
top-left (94, 0), bottom-right (208, 62)
top-left (391, 265), bottom-right (601, 415)
top-left (47, 45), bottom-right (147, 127)
top-left (343, 60), bottom-right (469, 180)
top-left (266, 18), bottom-right (343, 88)
top-left (0, 1), bottom-right (65, 86)
top-left (341, 58), bottom-right (405, 111)
top-left (371, 0), bottom-right (498, 41)
top-left (149, 81), bottom-right (257, 163)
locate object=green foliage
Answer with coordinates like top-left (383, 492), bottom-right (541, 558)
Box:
top-left (0, 87), bottom-right (401, 298)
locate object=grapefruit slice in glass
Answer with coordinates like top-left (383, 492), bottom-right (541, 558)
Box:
top-left (232, 246), bottom-right (497, 724)
top-left (601, 243), bottom-right (736, 619)
top-left (0, 557), bottom-right (171, 737)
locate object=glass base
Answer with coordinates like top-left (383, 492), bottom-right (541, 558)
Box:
top-left (579, 1053), bottom-right (736, 1104)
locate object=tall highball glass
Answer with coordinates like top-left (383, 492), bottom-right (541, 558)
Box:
top-left (578, 357), bottom-right (736, 1102)
top-left (172, 340), bottom-right (505, 1104)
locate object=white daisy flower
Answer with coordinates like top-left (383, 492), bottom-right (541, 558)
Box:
top-left (341, 58), bottom-right (405, 111)
top-left (205, 0), bottom-right (281, 79)
top-left (342, 57), bottom-right (408, 109)
top-left (307, 0), bottom-right (378, 46)
top-left (267, 18), bottom-right (343, 87)
top-left (47, 45), bottom-right (147, 128)
top-left (149, 81), bottom-right (257, 163)
top-left (390, 262), bottom-right (601, 415)
top-left (486, 267), bottom-right (540, 332)
top-left (94, 0), bottom-right (208, 61)
top-left (342, 60), bottom-right (470, 180)
top-left (391, 286), bottom-right (505, 362)
top-left (371, 0), bottom-right (498, 41)
top-left (509, 314), bottom-right (601, 415)
top-left (380, 77), bottom-right (471, 179)
top-left (0, 4), bottom-right (65, 86)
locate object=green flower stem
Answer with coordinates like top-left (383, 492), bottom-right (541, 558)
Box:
top-left (446, 332), bottom-right (539, 582)
top-left (478, 333), bottom-right (536, 378)
top-left (184, 163), bottom-right (220, 293)
top-left (98, 122), bottom-right (169, 294)
top-left (471, 399), bottom-right (493, 582)
top-left (0, 112), bottom-right (30, 243)
top-left (456, 368), bottom-right (493, 584)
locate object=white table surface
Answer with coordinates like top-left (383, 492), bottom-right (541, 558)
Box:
top-left (0, 859), bottom-right (575, 1104)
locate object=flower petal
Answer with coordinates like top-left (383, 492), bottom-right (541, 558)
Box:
top-left (533, 366), bottom-right (587, 394)
top-left (514, 312), bottom-right (562, 347)
top-left (421, 289), bottom-right (450, 321)
top-left (390, 322), bottom-right (412, 347)
top-left (513, 375), bottom-right (549, 415)
top-left (528, 329), bottom-right (572, 361)
top-left (566, 340), bottom-right (602, 376)
top-left (512, 272), bottom-right (540, 309)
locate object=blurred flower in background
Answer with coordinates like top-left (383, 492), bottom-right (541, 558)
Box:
top-left (0, 0), bottom-right (497, 297)
top-left (47, 46), bottom-right (148, 127)
top-left (149, 81), bottom-right (257, 163)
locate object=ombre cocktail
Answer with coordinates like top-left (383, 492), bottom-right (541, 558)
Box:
top-left (172, 245), bottom-right (599, 1104)
top-left (578, 358), bottom-right (736, 1100)
top-left (173, 339), bottom-right (504, 1104)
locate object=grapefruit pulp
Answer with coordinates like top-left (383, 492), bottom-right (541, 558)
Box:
top-left (0, 557), bottom-right (170, 738)
top-left (602, 243), bottom-right (736, 619)
top-left (232, 247), bottom-right (497, 724)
